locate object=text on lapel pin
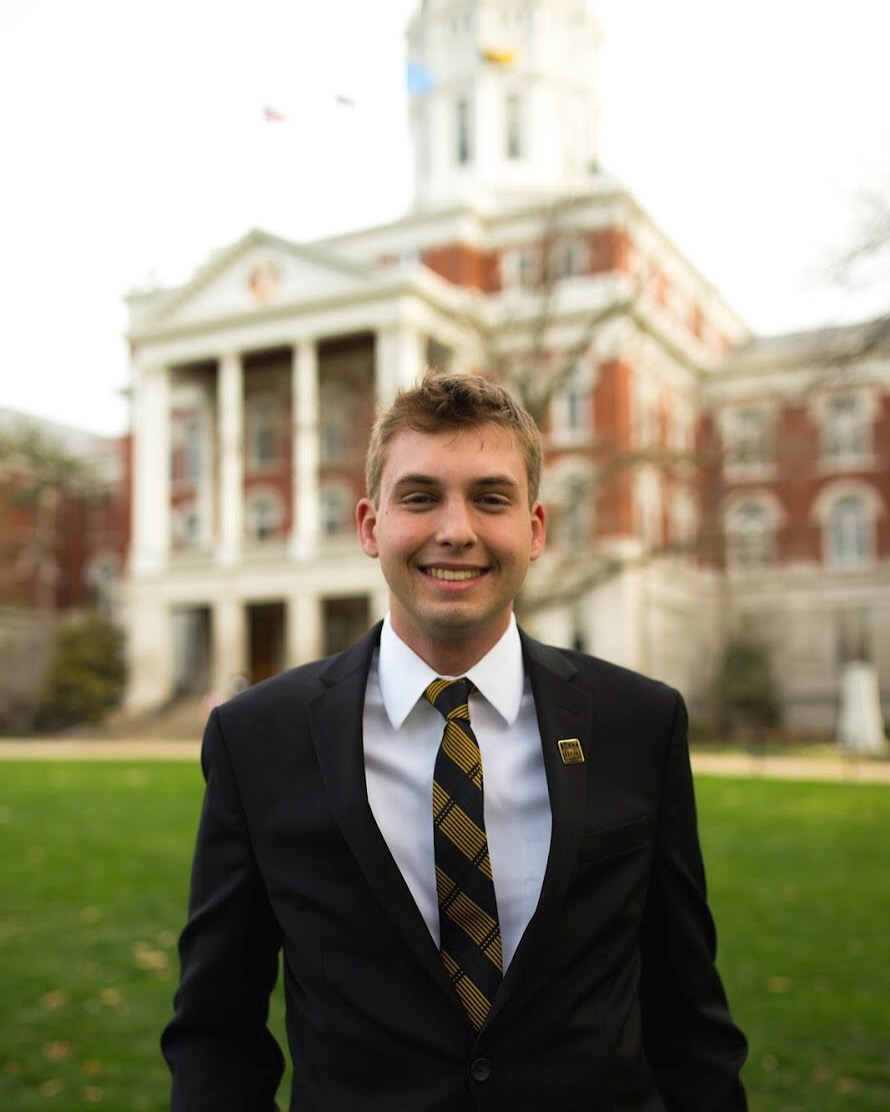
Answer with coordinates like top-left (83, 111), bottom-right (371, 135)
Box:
top-left (558, 738), bottom-right (585, 765)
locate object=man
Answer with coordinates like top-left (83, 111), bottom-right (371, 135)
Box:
top-left (163, 371), bottom-right (748, 1111)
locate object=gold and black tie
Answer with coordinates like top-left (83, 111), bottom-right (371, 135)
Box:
top-left (424, 677), bottom-right (502, 1031)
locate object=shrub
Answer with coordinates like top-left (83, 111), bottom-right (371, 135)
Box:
top-left (37, 614), bottom-right (126, 729)
top-left (713, 637), bottom-right (781, 739)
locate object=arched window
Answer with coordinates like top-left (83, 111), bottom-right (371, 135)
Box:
top-left (246, 491), bottom-right (284, 542)
top-left (320, 485), bottom-right (353, 538)
top-left (826, 495), bottom-right (871, 568)
top-left (726, 501), bottom-right (774, 569)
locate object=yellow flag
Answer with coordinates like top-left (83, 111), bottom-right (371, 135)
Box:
top-left (480, 46), bottom-right (515, 65)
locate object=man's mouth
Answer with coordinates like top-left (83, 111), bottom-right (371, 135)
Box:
top-left (421, 567), bottom-right (485, 582)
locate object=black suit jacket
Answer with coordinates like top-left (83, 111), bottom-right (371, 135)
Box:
top-left (162, 623), bottom-right (747, 1111)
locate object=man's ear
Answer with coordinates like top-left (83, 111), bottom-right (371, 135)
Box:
top-left (530, 501), bottom-right (546, 561)
top-left (356, 498), bottom-right (379, 557)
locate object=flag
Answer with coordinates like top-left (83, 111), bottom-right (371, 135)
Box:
top-left (481, 46), bottom-right (515, 65)
top-left (263, 105), bottom-right (288, 123)
top-left (406, 60), bottom-right (436, 97)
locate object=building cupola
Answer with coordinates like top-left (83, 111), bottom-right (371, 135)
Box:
top-left (406, 0), bottom-right (602, 212)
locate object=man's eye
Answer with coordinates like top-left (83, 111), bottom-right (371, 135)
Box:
top-left (478, 495), bottom-right (509, 507)
top-left (402, 493), bottom-right (435, 506)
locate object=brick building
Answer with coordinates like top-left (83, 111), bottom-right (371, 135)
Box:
top-left (122, 0), bottom-right (889, 734)
top-left (0, 408), bottom-right (130, 727)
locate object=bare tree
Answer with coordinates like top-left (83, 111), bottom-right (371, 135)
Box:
top-left (439, 196), bottom-right (724, 618)
top-left (0, 417), bottom-right (101, 615)
top-left (819, 172), bottom-right (890, 367)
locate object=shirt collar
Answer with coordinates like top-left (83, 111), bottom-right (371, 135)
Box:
top-left (378, 614), bottom-right (525, 729)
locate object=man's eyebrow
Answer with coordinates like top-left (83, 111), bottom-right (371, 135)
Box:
top-left (389, 474), bottom-right (521, 493)
top-left (473, 475), bottom-right (521, 490)
top-left (391, 474), bottom-right (441, 489)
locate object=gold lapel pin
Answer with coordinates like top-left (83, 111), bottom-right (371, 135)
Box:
top-left (558, 738), bottom-right (585, 765)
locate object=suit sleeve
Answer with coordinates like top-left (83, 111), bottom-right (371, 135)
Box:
top-left (161, 708), bottom-right (285, 1112)
top-left (639, 693), bottom-right (748, 1112)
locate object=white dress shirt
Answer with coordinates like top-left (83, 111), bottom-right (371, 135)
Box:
top-left (362, 614), bottom-right (552, 971)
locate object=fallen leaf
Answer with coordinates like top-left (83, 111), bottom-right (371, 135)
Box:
top-left (40, 990), bottom-right (66, 1011)
top-left (43, 1042), bottom-right (72, 1061)
top-left (131, 941), bottom-right (170, 973)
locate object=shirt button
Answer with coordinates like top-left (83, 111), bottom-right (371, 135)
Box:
top-left (470, 1058), bottom-right (492, 1082)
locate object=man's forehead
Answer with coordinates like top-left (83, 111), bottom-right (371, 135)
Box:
top-left (382, 425), bottom-right (526, 480)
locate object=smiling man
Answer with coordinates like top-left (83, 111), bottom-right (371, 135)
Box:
top-left (163, 371), bottom-right (748, 1112)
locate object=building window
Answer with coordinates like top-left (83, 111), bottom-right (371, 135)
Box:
top-left (247, 399), bottom-right (282, 472)
top-left (633, 386), bottom-right (658, 450)
top-left (551, 365), bottom-right (592, 445)
top-left (321, 485), bottom-right (353, 538)
top-left (320, 385), bottom-right (351, 463)
top-left (172, 503), bottom-right (203, 550)
top-left (246, 491), bottom-right (283, 542)
top-left (727, 407), bottom-right (772, 470)
top-left (554, 473), bottom-right (593, 547)
top-left (670, 488), bottom-right (697, 547)
top-left (549, 240), bottom-right (588, 281)
top-left (636, 467), bottom-right (663, 548)
top-left (517, 251), bottom-right (538, 288)
top-left (668, 400), bottom-right (694, 454)
top-left (171, 411), bottom-right (204, 488)
top-left (822, 395), bottom-right (869, 466)
top-left (825, 494), bottom-right (871, 568)
top-left (184, 418), bottom-right (203, 484)
top-left (505, 92), bottom-right (522, 159)
top-left (456, 97), bottom-right (472, 164)
top-left (726, 501), bottom-right (774, 569)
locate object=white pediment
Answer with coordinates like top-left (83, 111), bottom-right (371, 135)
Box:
top-left (154, 231), bottom-right (372, 330)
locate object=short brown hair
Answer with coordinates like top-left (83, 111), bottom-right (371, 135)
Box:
top-left (365, 371), bottom-right (542, 506)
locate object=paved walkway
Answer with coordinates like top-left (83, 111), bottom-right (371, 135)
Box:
top-left (1, 737), bottom-right (889, 782)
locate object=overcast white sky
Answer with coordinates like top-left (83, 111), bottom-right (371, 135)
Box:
top-left (2, 0), bottom-right (889, 435)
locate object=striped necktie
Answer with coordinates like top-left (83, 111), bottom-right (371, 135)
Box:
top-left (424, 677), bottom-right (502, 1030)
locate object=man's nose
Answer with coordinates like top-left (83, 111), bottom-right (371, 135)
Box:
top-left (435, 498), bottom-right (477, 546)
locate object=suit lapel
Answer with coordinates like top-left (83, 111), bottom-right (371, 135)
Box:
top-left (307, 625), bottom-right (455, 1001)
top-left (486, 633), bottom-right (592, 1026)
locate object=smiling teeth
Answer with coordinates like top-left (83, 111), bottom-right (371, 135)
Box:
top-left (426, 568), bottom-right (480, 581)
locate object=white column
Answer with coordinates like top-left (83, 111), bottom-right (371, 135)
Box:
top-left (212, 597), bottom-right (247, 692)
top-left (129, 360), bottom-right (170, 575)
top-left (289, 339), bottom-right (320, 558)
top-left (123, 586), bottom-right (175, 712)
top-left (374, 324), bottom-right (427, 406)
top-left (286, 591), bottom-right (322, 665)
top-left (216, 352), bottom-right (244, 566)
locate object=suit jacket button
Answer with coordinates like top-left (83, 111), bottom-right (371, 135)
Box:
top-left (470, 1058), bottom-right (492, 1082)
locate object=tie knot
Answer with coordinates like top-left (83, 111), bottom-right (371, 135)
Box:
top-left (424, 677), bottom-right (474, 721)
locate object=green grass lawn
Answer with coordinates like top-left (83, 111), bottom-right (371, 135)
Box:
top-left (1, 761), bottom-right (888, 1112)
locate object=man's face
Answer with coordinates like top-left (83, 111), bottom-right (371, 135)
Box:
top-left (356, 424), bottom-right (545, 670)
